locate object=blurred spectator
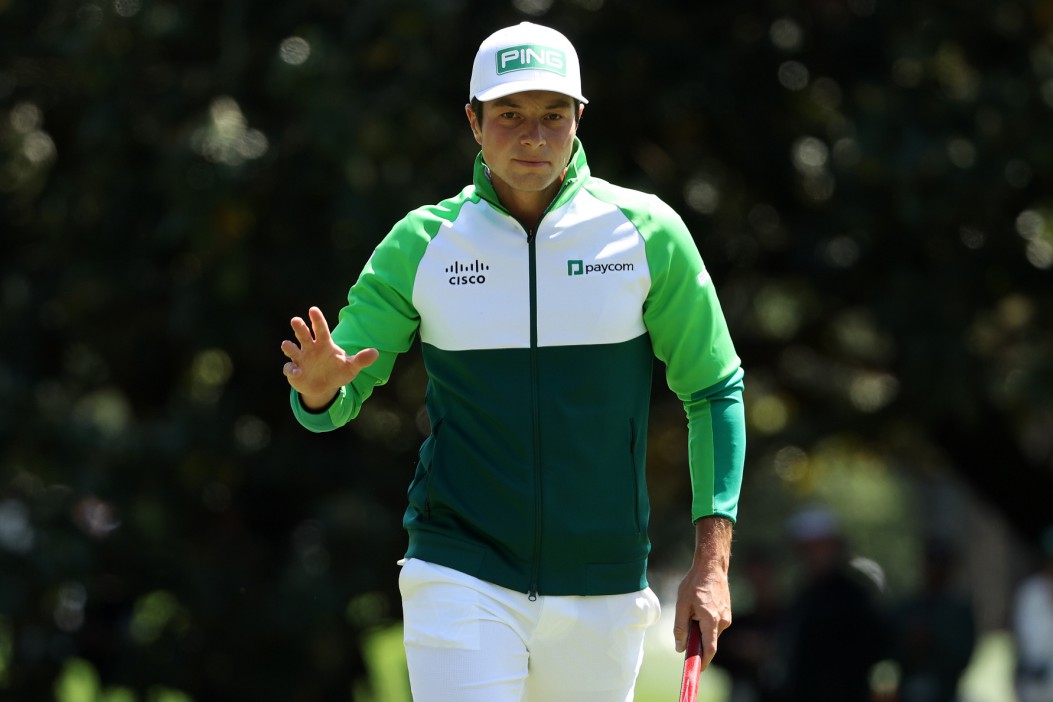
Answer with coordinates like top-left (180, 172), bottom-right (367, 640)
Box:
top-left (771, 506), bottom-right (891, 702)
top-left (891, 539), bottom-right (976, 702)
top-left (1013, 526), bottom-right (1053, 702)
top-left (716, 546), bottom-right (784, 702)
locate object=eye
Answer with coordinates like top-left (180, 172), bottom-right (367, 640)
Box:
top-left (499, 111), bottom-right (518, 120)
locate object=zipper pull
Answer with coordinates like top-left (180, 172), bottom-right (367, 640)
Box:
top-left (528, 588), bottom-right (538, 602)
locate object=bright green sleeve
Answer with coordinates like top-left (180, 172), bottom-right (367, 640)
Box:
top-left (682, 369), bottom-right (746, 522)
top-left (289, 214), bottom-right (432, 433)
top-left (637, 196), bottom-right (746, 522)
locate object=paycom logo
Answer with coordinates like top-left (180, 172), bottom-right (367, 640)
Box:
top-left (567, 259), bottom-right (635, 276)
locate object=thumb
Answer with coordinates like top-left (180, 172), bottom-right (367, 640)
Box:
top-left (351, 348), bottom-right (379, 370)
top-left (673, 603), bottom-right (693, 653)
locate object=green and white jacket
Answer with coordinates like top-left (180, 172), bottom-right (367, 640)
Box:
top-left (292, 139), bottom-right (745, 597)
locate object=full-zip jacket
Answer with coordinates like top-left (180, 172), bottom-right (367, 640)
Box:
top-left (291, 139), bottom-right (746, 597)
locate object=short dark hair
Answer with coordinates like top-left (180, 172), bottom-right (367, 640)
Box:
top-left (470, 97), bottom-right (582, 125)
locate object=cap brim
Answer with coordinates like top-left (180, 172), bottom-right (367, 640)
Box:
top-left (473, 79), bottom-right (588, 104)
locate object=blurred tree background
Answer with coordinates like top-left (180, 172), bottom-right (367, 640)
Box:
top-left (2, 0), bottom-right (1053, 700)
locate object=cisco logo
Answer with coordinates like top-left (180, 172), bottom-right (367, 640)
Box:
top-left (446, 260), bottom-right (490, 286)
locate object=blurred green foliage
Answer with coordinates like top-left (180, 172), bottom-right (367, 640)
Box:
top-left (3, 0), bottom-right (1053, 700)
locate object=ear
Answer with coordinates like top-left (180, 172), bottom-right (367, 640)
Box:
top-left (465, 103), bottom-right (482, 145)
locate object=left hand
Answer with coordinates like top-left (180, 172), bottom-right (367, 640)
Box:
top-left (673, 516), bottom-right (734, 670)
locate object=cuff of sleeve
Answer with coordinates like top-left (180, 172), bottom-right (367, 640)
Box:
top-left (289, 385), bottom-right (344, 433)
top-left (692, 512), bottom-right (737, 526)
top-left (297, 390), bottom-right (340, 414)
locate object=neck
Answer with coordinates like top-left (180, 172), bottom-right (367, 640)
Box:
top-left (493, 177), bottom-right (564, 232)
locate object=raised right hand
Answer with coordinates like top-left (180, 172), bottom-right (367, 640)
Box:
top-left (281, 306), bottom-right (379, 410)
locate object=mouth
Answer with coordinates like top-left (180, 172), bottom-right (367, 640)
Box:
top-left (512, 158), bottom-right (549, 168)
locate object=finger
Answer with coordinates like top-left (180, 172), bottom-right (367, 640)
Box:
top-left (290, 316), bottom-right (314, 346)
top-left (699, 608), bottom-right (732, 671)
top-left (283, 361), bottom-right (301, 379)
top-left (698, 622), bottom-right (720, 670)
top-left (280, 339), bottom-right (301, 361)
top-left (308, 306), bottom-right (332, 344)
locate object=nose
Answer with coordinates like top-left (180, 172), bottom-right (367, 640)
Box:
top-left (520, 119), bottom-right (545, 147)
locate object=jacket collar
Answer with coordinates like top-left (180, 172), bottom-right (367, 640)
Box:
top-left (472, 137), bottom-right (590, 216)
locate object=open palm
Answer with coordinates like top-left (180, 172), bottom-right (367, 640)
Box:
top-left (281, 306), bottom-right (378, 409)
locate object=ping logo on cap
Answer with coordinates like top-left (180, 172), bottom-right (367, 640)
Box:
top-left (496, 45), bottom-right (567, 76)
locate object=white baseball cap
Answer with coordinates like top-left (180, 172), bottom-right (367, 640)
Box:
top-left (788, 507), bottom-right (842, 542)
top-left (469, 22), bottom-right (589, 104)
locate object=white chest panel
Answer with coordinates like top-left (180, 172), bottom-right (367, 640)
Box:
top-left (412, 194), bottom-right (651, 351)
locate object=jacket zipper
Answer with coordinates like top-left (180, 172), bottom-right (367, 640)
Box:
top-left (494, 181), bottom-right (568, 601)
top-left (527, 225), bottom-right (542, 601)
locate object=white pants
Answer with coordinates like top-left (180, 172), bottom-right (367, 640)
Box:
top-left (399, 558), bottom-right (661, 702)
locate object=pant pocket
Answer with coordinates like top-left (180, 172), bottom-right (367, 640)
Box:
top-left (401, 559), bottom-right (483, 650)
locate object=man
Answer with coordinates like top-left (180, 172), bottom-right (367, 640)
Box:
top-left (1013, 526), bottom-right (1053, 702)
top-left (714, 546), bottom-right (784, 702)
top-left (774, 507), bottom-right (890, 702)
top-left (281, 22), bottom-right (746, 702)
top-left (892, 540), bottom-right (975, 702)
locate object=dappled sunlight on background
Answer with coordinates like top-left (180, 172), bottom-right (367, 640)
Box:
top-left (4, 0), bottom-right (1053, 699)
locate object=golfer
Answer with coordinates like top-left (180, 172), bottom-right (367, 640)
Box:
top-left (282, 22), bottom-right (746, 702)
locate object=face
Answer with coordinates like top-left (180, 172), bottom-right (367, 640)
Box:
top-left (796, 536), bottom-right (843, 576)
top-left (465, 90), bottom-right (583, 211)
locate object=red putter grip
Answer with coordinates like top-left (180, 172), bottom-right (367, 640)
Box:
top-left (679, 620), bottom-right (703, 702)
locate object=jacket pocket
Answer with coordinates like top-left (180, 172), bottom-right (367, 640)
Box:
top-left (629, 418), bottom-right (641, 534)
top-left (409, 418), bottom-right (444, 520)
